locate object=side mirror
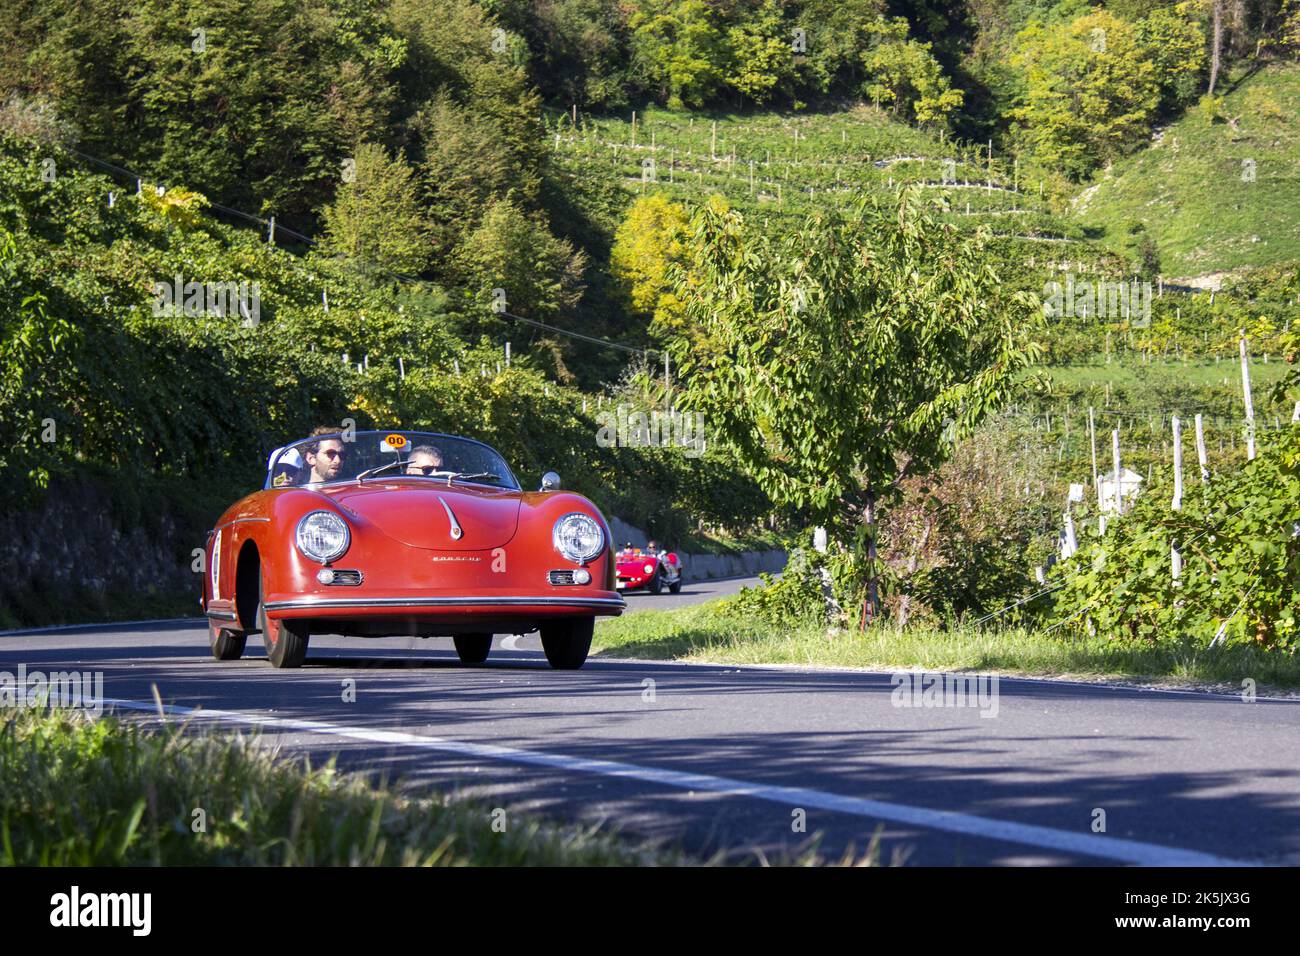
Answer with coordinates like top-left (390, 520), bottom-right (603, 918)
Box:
top-left (540, 471), bottom-right (561, 491)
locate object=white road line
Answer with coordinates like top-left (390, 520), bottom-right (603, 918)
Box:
top-left (104, 697), bottom-right (1248, 867)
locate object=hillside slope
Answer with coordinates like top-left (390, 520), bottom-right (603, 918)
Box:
top-left (1071, 62), bottom-right (1300, 278)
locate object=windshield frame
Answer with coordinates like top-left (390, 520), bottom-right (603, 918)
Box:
top-left (264, 431), bottom-right (521, 492)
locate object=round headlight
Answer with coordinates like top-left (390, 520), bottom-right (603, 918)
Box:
top-left (552, 512), bottom-right (604, 564)
top-left (644, 563), bottom-right (655, 574)
top-left (296, 510), bottom-right (350, 563)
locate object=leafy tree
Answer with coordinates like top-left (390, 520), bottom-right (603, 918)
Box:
top-left (1010, 9), bottom-right (1162, 179)
top-left (320, 143), bottom-right (432, 276)
top-left (609, 193), bottom-right (690, 334)
top-left (452, 197), bottom-right (586, 320)
top-left (629, 0), bottom-right (727, 108)
top-left (1135, 3), bottom-right (1206, 112)
top-left (665, 186), bottom-right (1043, 615)
top-left (724, 0), bottom-right (799, 104)
top-left (863, 32), bottom-right (965, 125)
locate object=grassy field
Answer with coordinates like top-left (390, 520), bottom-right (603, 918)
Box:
top-left (593, 601), bottom-right (1300, 692)
top-left (1072, 62), bottom-right (1300, 277)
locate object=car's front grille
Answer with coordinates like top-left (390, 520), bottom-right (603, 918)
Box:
top-left (326, 569), bottom-right (364, 586)
top-left (548, 570), bottom-right (577, 585)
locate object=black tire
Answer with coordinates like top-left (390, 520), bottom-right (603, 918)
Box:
top-left (209, 621), bottom-right (246, 661)
top-left (258, 575), bottom-right (309, 668)
top-left (453, 633), bottom-right (493, 665)
top-left (540, 617), bottom-right (593, 670)
top-left (668, 579), bottom-right (682, 594)
top-left (648, 569), bottom-right (664, 595)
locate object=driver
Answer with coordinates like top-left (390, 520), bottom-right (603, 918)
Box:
top-left (302, 427), bottom-right (347, 484)
top-left (404, 444), bottom-right (445, 476)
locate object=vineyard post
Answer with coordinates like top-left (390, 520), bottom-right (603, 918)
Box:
top-left (1239, 331), bottom-right (1256, 460)
top-left (1195, 413), bottom-right (1209, 483)
top-left (1089, 407), bottom-right (1101, 511)
top-left (711, 121), bottom-right (716, 160)
top-left (1292, 400), bottom-right (1300, 422)
top-left (1112, 428), bottom-right (1122, 516)
top-left (1171, 416), bottom-right (1183, 585)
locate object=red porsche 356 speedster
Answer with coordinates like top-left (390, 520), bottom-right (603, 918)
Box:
top-left (200, 430), bottom-right (624, 670)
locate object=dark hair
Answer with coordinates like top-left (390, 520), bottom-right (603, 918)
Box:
top-left (304, 426), bottom-right (344, 456)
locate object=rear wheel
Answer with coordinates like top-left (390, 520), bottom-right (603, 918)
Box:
top-left (258, 575), bottom-right (309, 668)
top-left (453, 633), bottom-right (493, 665)
top-left (540, 617), bottom-right (593, 670)
top-left (668, 579), bottom-right (682, 594)
top-left (208, 619), bottom-right (246, 661)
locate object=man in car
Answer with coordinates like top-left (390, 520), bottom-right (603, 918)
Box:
top-left (302, 427), bottom-right (347, 484)
top-left (404, 444), bottom-right (445, 476)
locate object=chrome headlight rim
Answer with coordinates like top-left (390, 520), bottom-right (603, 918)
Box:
top-left (295, 510), bottom-right (351, 564)
top-left (552, 512), bottom-right (604, 565)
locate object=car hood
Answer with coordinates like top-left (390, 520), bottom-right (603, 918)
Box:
top-left (317, 482), bottom-right (521, 550)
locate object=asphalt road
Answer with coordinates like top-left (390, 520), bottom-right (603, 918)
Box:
top-left (3, 587), bottom-right (1298, 866)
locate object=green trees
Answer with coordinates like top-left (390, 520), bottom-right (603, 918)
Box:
top-left (452, 198), bottom-right (586, 320)
top-left (629, 0), bottom-right (727, 109)
top-left (861, 21), bottom-right (965, 125)
top-left (665, 186), bottom-right (1042, 613)
top-left (1010, 7), bottom-right (1204, 179)
top-left (609, 193), bottom-right (691, 334)
top-left (321, 143), bottom-right (431, 276)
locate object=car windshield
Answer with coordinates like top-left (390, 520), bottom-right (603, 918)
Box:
top-left (265, 431), bottom-right (520, 491)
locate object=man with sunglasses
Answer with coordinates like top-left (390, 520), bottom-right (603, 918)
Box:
top-left (302, 426), bottom-right (347, 484)
top-left (404, 444), bottom-right (444, 477)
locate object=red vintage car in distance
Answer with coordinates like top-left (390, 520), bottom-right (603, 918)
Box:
top-left (615, 543), bottom-right (682, 595)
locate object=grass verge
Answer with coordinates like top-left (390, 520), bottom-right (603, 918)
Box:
top-left (594, 601), bottom-right (1300, 692)
top-left (0, 706), bottom-right (669, 865)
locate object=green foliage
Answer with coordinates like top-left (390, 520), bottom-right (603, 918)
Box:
top-left (609, 192), bottom-right (691, 331)
top-left (321, 142), bottom-right (431, 275)
top-left (452, 197), bottom-right (587, 320)
top-left (629, 0), bottom-right (728, 109)
top-left (1010, 9), bottom-right (1163, 179)
top-left (861, 20), bottom-right (964, 125)
top-left (1048, 425), bottom-right (1300, 651)
top-left (665, 185), bottom-right (1043, 533)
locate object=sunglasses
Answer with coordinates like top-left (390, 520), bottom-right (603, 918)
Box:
top-left (315, 448), bottom-right (345, 460)
top-left (407, 464), bottom-right (443, 475)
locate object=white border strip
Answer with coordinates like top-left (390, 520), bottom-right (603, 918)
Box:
top-left (105, 697), bottom-right (1250, 867)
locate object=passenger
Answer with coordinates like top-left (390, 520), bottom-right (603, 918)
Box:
top-left (302, 426), bottom-right (347, 484)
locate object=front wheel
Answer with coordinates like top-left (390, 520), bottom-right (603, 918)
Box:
top-left (540, 618), bottom-right (593, 670)
top-left (259, 576), bottom-right (309, 668)
top-left (648, 570), bottom-right (663, 595)
top-left (453, 633), bottom-right (493, 665)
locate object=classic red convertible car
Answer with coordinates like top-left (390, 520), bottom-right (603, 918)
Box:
top-left (201, 430), bottom-right (623, 669)
top-left (615, 545), bottom-right (682, 595)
